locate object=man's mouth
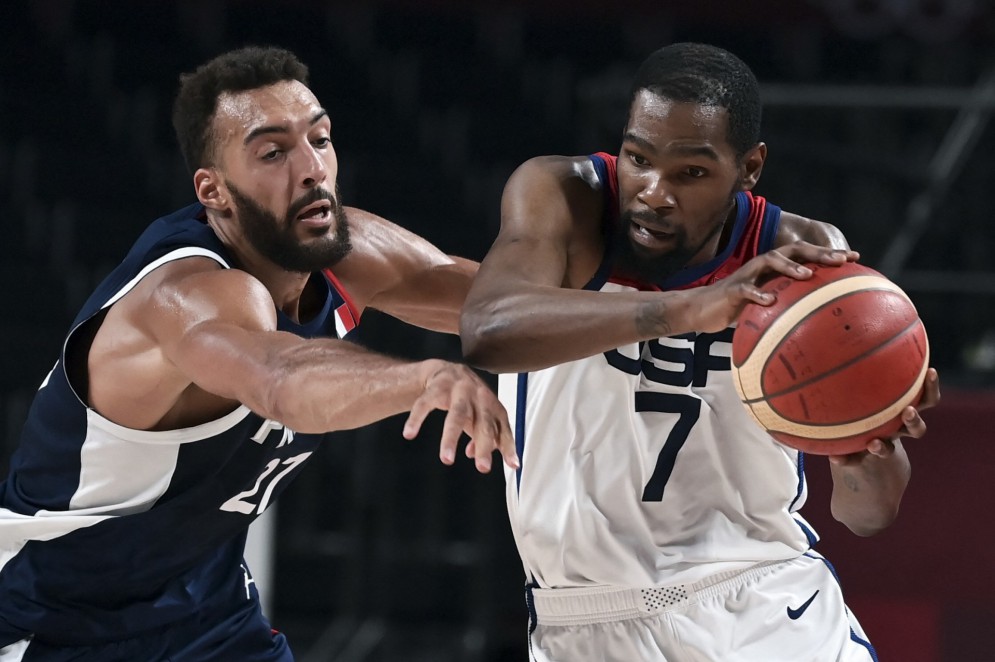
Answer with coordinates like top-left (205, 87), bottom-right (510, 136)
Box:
top-left (296, 201), bottom-right (332, 223)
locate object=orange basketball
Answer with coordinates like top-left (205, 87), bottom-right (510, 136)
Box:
top-left (731, 261), bottom-right (929, 455)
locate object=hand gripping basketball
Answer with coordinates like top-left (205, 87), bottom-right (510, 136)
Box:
top-left (730, 261), bottom-right (930, 455)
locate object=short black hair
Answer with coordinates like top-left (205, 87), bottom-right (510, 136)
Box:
top-left (628, 43), bottom-right (761, 157)
top-left (172, 46), bottom-right (310, 173)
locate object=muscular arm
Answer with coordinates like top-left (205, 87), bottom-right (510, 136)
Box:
top-left (776, 212), bottom-right (915, 536)
top-left (460, 156), bottom-right (700, 373)
top-left (460, 159), bottom-right (850, 373)
top-left (87, 257), bottom-right (516, 470)
top-left (332, 208), bottom-right (477, 334)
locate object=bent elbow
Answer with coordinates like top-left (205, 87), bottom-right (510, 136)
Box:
top-left (459, 311), bottom-right (508, 372)
top-left (832, 502), bottom-right (900, 538)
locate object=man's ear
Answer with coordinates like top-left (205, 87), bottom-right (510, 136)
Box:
top-left (740, 142), bottom-right (767, 191)
top-left (194, 167), bottom-right (228, 212)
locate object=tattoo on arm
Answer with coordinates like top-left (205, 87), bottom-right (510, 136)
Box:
top-left (843, 472), bottom-right (860, 493)
top-left (637, 301), bottom-right (670, 338)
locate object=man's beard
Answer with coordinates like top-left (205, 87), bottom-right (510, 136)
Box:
top-left (612, 191), bottom-right (737, 283)
top-left (226, 181), bottom-right (352, 273)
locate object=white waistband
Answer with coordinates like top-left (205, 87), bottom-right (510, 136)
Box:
top-left (528, 560), bottom-right (786, 626)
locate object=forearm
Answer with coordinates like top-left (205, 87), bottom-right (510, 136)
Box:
top-left (263, 343), bottom-right (444, 434)
top-left (461, 285), bottom-right (695, 373)
top-left (829, 441), bottom-right (911, 536)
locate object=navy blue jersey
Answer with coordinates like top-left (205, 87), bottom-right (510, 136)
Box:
top-left (0, 203), bottom-right (359, 647)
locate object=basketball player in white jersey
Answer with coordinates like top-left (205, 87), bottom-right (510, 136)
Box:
top-left (461, 43), bottom-right (940, 661)
top-left (0, 47), bottom-right (516, 660)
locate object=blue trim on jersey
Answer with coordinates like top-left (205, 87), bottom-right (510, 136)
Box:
top-left (525, 581), bottom-right (539, 636)
top-left (806, 552), bottom-right (880, 662)
top-left (758, 202), bottom-right (782, 253)
top-left (657, 191), bottom-right (752, 290)
top-left (585, 153), bottom-right (617, 292)
top-left (795, 517), bottom-right (819, 548)
top-left (789, 452), bottom-right (806, 512)
top-left (515, 372), bottom-right (528, 490)
top-left (584, 255), bottom-right (614, 292)
top-left (277, 277), bottom-right (335, 338)
top-left (850, 629), bottom-right (879, 662)
top-left (588, 153), bottom-right (609, 189)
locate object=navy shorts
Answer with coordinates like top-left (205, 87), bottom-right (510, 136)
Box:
top-left (5, 587), bottom-right (292, 662)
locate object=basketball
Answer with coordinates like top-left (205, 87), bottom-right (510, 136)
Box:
top-left (730, 261), bottom-right (929, 455)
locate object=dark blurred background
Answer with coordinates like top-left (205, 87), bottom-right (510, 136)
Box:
top-left (1, 0), bottom-right (994, 660)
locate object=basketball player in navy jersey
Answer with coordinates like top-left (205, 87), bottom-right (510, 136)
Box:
top-left (461, 43), bottom-right (940, 661)
top-left (0, 46), bottom-right (517, 660)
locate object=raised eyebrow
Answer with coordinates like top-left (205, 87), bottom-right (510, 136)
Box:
top-left (622, 131), bottom-right (656, 154)
top-left (622, 132), bottom-right (720, 162)
top-left (243, 109), bottom-right (330, 146)
top-left (668, 144), bottom-right (720, 161)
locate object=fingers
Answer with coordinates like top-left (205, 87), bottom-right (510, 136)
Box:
top-left (747, 244), bottom-right (857, 285)
top-left (403, 396), bottom-right (433, 440)
top-left (865, 438), bottom-right (895, 458)
top-left (465, 423), bottom-right (520, 471)
top-left (897, 405), bottom-right (927, 440)
top-left (918, 368), bottom-right (941, 410)
top-left (439, 398), bottom-right (473, 466)
top-left (417, 364), bottom-right (518, 473)
top-left (827, 438), bottom-right (893, 466)
top-left (776, 242), bottom-right (859, 267)
top-left (498, 418), bottom-right (520, 470)
top-left (469, 391), bottom-right (519, 473)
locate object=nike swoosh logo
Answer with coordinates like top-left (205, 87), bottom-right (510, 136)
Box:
top-left (786, 590), bottom-right (820, 620)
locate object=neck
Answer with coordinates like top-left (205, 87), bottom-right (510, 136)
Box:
top-left (205, 211), bottom-right (312, 322)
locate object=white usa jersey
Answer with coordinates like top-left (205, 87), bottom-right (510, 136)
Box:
top-left (499, 153), bottom-right (817, 590)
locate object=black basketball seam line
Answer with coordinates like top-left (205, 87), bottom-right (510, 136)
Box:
top-left (745, 321), bottom-right (925, 430)
top-left (748, 312), bottom-right (922, 403)
top-left (745, 285), bottom-right (909, 385)
top-left (742, 318), bottom-right (925, 428)
top-left (732, 283), bottom-right (901, 370)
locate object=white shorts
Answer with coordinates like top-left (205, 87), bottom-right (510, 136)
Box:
top-left (526, 553), bottom-right (877, 662)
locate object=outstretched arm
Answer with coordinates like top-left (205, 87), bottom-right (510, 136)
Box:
top-left (88, 257), bottom-right (517, 473)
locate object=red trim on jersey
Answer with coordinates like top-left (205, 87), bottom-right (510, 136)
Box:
top-left (670, 191), bottom-right (768, 290)
top-left (592, 151), bottom-right (619, 222)
top-left (607, 275), bottom-right (660, 292)
top-left (591, 152), bottom-right (773, 292)
top-left (322, 268), bottom-right (362, 323)
top-left (335, 303), bottom-right (357, 334)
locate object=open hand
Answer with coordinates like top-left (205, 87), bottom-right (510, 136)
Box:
top-left (402, 360), bottom-right (518, 473)
top-left (691, 242), bottom-right (859, 333)
top-left (829, 368), bottom-right (941, 466)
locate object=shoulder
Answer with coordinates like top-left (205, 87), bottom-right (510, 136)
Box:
top-left (507, 154), bottom-right (604, 198)
top-left (501, 155), bottom-right (606, 238)
top-left (774, 211), bottom-right (850, 251)
top-left (133, 257), bottom-right (277, 332)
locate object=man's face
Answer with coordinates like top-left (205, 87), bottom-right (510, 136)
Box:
top-left (614, 90), bottom-right (757, 282)
top-left (210, 80), bottom-right (351, 272)
top-left (226, 180), bottom-right (351, 272)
